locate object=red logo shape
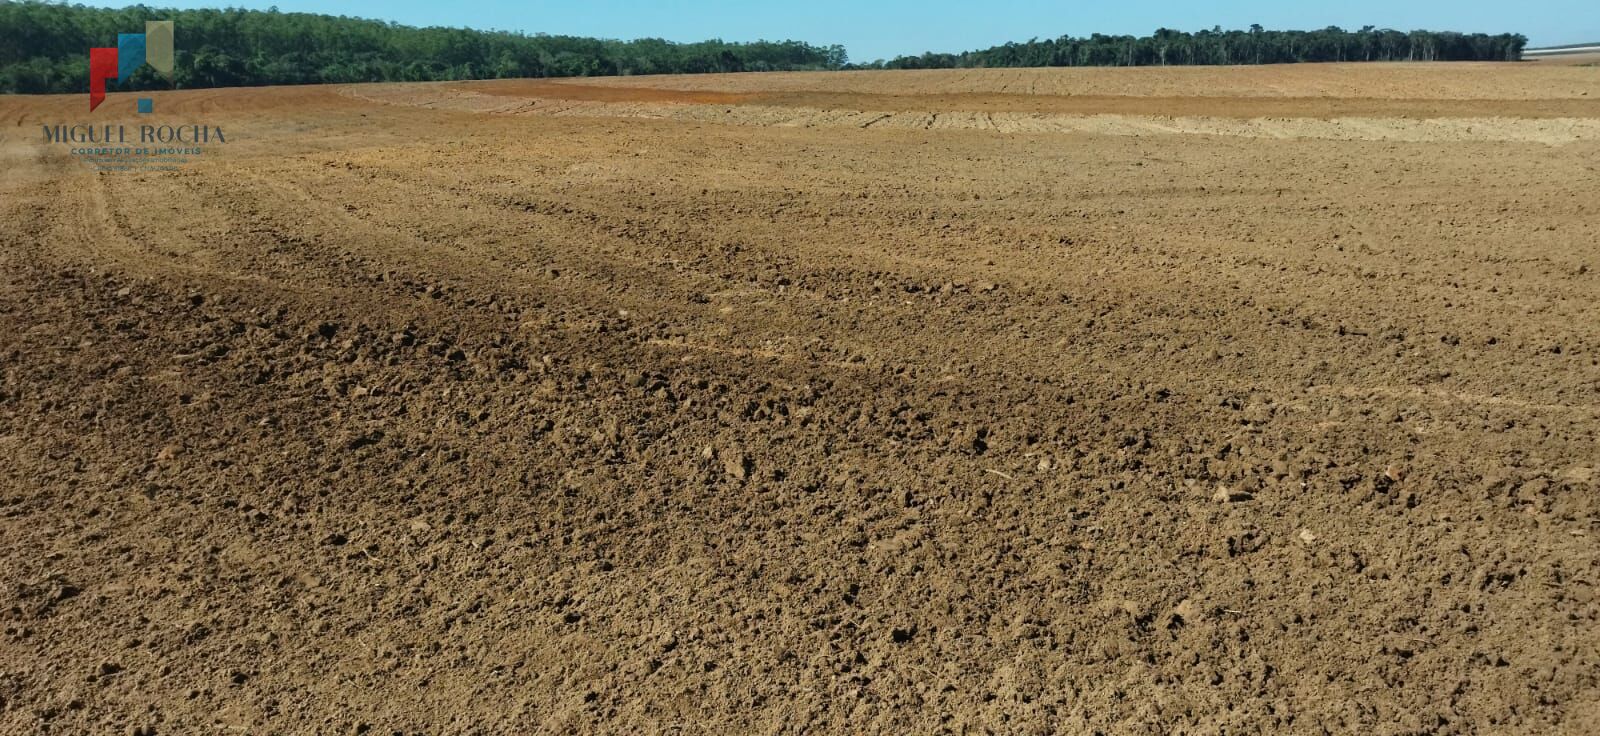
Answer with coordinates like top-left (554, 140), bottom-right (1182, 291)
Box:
top-left (89, 47), bottom-right (118, 111)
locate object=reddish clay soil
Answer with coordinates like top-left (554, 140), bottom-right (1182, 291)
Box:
top-left (1, 64), bottom-right (1598, 734)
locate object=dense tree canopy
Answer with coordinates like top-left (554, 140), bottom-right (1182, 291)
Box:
top-left (0, 2), bottom-right (1529, 94)
top-left (0, 1), bottom-right (847, 93)
top-left (864, 26), bottom-right (1527, 70)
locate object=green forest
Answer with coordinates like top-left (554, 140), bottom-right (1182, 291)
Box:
top-left (0, 1), bottom-right (1529, 95)
top-left (0, 1), bottom-right (847, 93)
top-left (870, 26), bottom-right (1527, 69)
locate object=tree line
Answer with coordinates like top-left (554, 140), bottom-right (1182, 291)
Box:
top-left (0, 2), bottom-right (1530, 95)
top-left (866, 26), bottom-right (1527, 69)
top-left (0, 1), bottom-right (848, 93)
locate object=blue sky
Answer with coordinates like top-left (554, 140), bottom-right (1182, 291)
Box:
top-left (86, 0), bottom-right (1598, 62)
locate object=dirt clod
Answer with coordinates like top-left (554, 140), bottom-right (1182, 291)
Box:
top-left (722, 450), bottom-right (750, 480)
top-left (1213, 486), bottom-right (1254, 503)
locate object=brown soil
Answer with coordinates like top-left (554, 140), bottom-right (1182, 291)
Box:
top-left (1527, 51), bottom-right (1600, 66)
top-left (567, 62), bottom-right (1600, 99)
top-left (2, 65), bottom-right (1598, 734)
top-left (480, 81), bottom-right (1600, 119)
top-left (475, 79), bottom-right (754, 106)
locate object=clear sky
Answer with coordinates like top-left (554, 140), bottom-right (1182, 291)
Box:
top-left (83, 0), bottom-right (1599, 62)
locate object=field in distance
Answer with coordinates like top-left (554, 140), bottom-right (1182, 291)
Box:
top-left (1, 63), bottom-right (1598, 734)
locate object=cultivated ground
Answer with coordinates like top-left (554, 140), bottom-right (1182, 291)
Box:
top-left (1, 62), bottom-right (1598, 734)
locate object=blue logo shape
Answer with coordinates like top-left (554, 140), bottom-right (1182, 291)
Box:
top-left (137, 98), bottom-right (153, 114)
top-left (116, 33), bottom-right (146, 83)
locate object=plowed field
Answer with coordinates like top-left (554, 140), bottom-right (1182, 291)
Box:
top-left (2, 63), bottom-right (1598, 734)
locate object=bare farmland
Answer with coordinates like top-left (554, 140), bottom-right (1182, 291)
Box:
top-left (2, 63), bottom-right (1598, 734)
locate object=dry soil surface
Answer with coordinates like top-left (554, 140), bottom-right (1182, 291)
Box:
top-left (1, 63), bottom-right (1599, 734)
